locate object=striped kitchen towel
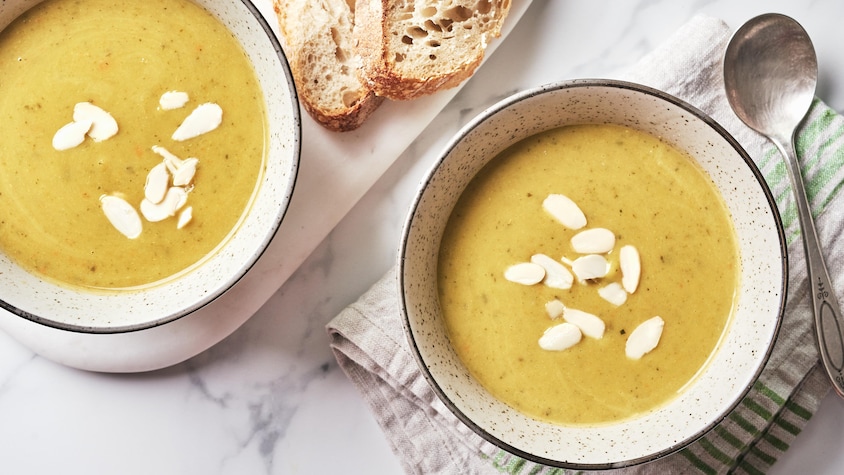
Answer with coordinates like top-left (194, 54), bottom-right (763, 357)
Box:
top-left (327, 14), bottom-right (841, 475)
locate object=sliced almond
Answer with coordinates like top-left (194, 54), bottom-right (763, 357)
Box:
top-left (170, 186), bottom-right (188, 211)
top-left (52, 120), bottom-right (92, 151)
top-left (530, 253), bottom-right (574, 290)
top-left (542, 194), bottom-right (586, 230)
top-left (100, 195), bottom-right (142, 239)
top-left (144, 162), bottom-right (170, 204)
top-left (571, 228), bottom-right (616, 254)
top-left (140, 186), bottom-right (188, 222)
top-left (151, 144), bottom-right (180, 162)
top-left (598, 282), bottom-right (628, 306)
top-left (151, 145), bottom-right (184, 172)
top-left (177, 206), bottom-right (193, 229)
top-left (571, 254), bottom-right (609, 281)
top-left (152, 145), bottom-right (198, 185)
top-left (545, 299), bottom-right (565, 319)
top-left (620, 245), bottom-right (641, 293)
top-left (159, 91), bottom-right (189, 110)
top-left (626, 316), bottom-right (664, 360)
top-left (563, 307), bottom-right (605, 339)
top-left (504, 262), bottom-right (545, 285)
top-left (538, 322), bottom-right (582, 351)
top-left (139, 199), bottom-right (170, 223)
top-left (172, 157), bottom-right (198, 186)
top-left (172, 102), bottom-right (223, 141)
top-left (73, 102), bottom-right (118, 142)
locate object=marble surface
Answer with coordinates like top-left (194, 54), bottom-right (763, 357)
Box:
top-left (2, 0), bottom-right (844, 473)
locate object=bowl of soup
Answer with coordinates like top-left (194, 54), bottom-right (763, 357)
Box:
top-left (398, 79), bottom-right (786, 468)
top-left (0, 0), bottom-right (299, 333)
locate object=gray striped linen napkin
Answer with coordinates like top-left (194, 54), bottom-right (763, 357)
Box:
top-left (327, 14), bottom-right (843, 474)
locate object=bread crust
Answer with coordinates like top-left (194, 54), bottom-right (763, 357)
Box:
top-left (354, 0), bottom-right (512, 101)
top-left (274, 0), bottom-right (384, 131)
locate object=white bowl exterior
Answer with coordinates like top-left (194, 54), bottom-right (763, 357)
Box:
top-left (400, 81), bottom-right (785, 468)
top-left (0, 0), bottom-right (299, 332)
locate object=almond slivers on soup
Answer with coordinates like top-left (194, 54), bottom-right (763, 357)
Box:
top-left (0, 0), bottom-right (266, 290)
top-left (438, 124), bottom-right (739, 425)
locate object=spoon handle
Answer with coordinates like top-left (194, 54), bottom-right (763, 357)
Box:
top-left (779, 139), bottom-right (844, 397)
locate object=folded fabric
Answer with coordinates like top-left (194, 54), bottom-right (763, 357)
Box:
top-left (327, 14), bottom-right (844, 475)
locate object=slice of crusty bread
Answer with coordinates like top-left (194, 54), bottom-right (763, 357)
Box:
top-left (274, 0), bottom-right (384, 132)
top-left (354, 0), bottom-right (512, 101)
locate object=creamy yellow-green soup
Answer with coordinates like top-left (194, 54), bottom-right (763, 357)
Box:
top-left (0, 0), bottom-right (266, 290)
top-left (438, 124), bottom-right (738, 425)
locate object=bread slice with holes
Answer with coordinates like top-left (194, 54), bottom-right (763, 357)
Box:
top-left (354, 0), bottom-right (512, 101)
top-left (274, 0), bottom-right (384, 131)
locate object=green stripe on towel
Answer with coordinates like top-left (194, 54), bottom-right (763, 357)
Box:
top-left (784, 398), bottom-right (813, 420)
top-left (679, 449), bottom-right (718, 475)
top-left (751, 99), bottom-right (844, 247)
top-left (754, 381), bottom-right (785, 406)
top-left (698, 437), bottom-right (734, 466)
top-left (714, 424), bottom-right (746, 451)
top-left (741, 397), bottom-right (773, 421)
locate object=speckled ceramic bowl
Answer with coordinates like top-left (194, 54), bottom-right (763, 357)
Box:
top-left (0, 0), bottom-right (300, 333)
top-left (399, 79), bottom-right (786, 469)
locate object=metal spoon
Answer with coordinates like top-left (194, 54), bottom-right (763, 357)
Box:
top-left (724, 13), bottom-right (844, 397)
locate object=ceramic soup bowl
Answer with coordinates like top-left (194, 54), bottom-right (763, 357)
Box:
top-left (0, 0), bottom-right (300, 333)
top-left (399, 79), bottom-right (786, 469)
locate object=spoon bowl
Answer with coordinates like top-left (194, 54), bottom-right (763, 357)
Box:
top-left (724, 13), bottom-right (817, 142)
top-left (724, 13), bottom-right (844, 397)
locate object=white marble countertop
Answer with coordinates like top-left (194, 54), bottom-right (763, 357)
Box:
top-left (2, 0), bottom-right (844, 473)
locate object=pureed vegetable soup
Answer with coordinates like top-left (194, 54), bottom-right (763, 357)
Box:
top-left (0, 0), bottom-right (266, 290)
top-left (438, 124), bottom-right (739, 425)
